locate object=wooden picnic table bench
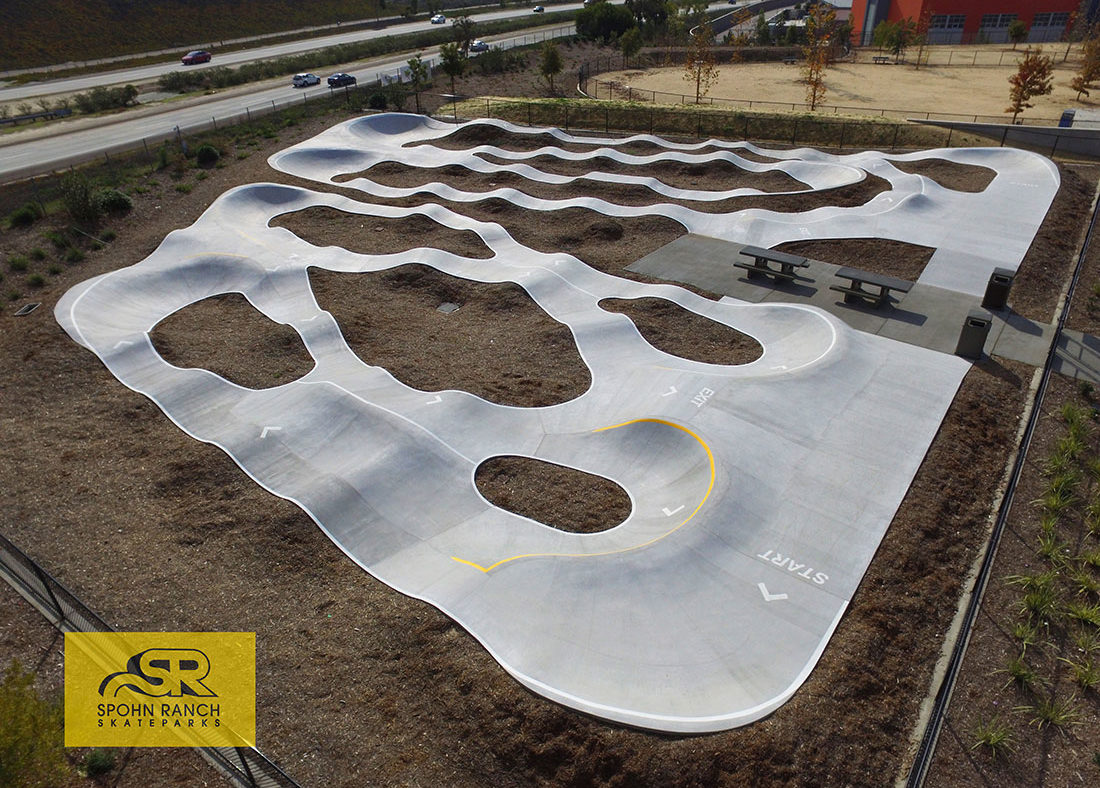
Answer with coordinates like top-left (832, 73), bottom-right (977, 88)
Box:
top-left (829, 266), bottom-right (912, 308)
top-left (872, 55), bottom-right (892, 64)
top-left (733, 245), bottom-right (810, 283)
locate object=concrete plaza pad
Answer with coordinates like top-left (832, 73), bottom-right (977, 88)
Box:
top-left (56, 114), bottom-right (1059, 732)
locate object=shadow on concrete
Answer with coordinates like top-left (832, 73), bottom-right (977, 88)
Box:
top-left (833, 298), bottom-right (929, 327)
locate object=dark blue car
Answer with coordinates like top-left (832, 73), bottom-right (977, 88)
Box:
top-left (327, 73), bottom-right (357, 88)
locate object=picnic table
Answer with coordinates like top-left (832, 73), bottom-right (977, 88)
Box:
top-left (829, 267), bottom-right (912, 308)
top-left (733, 245), bottom-right (810, 283)
top-left (872, 55), bottom-right (892, 64)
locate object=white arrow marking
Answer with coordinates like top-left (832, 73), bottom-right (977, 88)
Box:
top-left (662, 504), bottom-right (685, 517)
top-left (260, 426), bottom-right (282, 439)
top-left (758, 583), bottom-right (788, 602)
top-left (426, 395), bottom-right (442, 405)
top-left (113, 340), bottom-right (134, 350)
top-left (661, 386), bottom-right (678, 397)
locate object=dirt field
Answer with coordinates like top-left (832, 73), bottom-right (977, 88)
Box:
top-left (1, 40), bottom-right (1099, 787)
top-left (599, 47), bottom-right (1098, 120)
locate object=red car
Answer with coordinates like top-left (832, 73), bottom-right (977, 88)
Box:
top-left (181, 50), bottom-right (212, 65)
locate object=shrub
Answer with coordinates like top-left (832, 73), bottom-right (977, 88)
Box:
top-left (43, 230), bottom-right (69, 250)
top-left (96, 188), bottom-right (132, 216)
top-left (0, 661), bottom-right (70, 787)
top-left (61, 171), bottom-right (101, 227)
top-left (26, 273), bottom-right (44, 288)
top-left (47, 264), bottom-right (62, 275)
top-left (99, 229), bottom-right (117, 243)
top-left (29, 248), bottom-right (46, 260)
top-left (83, 748), bottom-right (116, 778)
top-left (7, 256), bottom-right (29, 272)
top-left (368, 92), bottom-right (388, 110)
top-left (175, 183), bottom-right (193, 194)
top-left (195, 143), bottom-right (220, 167)
top-left (970, 714), bottom-right (1014, 760)
top-left (64, 247), bottom-right (85, 264)
top-left (8, 202), bottom-right (41, 228)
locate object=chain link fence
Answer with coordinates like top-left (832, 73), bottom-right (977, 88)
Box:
top-left (0, 532), bottom-right (301, 788)
top-left (577, 54), bottom-right (1065, 127)
top-left (469, 96), bottom-right (990, 152)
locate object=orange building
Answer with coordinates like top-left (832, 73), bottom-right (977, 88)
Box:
top-left (849, 0), bottom-right (1087, 46)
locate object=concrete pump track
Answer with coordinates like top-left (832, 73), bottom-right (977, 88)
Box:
top-left (55, 113), bottom-right (1059, 733)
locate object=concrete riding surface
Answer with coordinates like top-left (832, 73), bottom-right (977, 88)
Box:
top-left (55, 114), bottom-right (1057, 732)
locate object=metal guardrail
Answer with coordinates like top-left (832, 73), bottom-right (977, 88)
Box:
top-left (0, 532), bottom-right (301, 788)
top-left (0, 107), bottom-right (73, 126)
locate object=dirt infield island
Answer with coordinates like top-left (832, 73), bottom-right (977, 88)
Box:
top-left (1, 105), bottom-right (1098, 785)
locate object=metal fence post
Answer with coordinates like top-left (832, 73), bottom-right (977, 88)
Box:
top-left (30, 562), bottom-right (65, 626)
top-left (236, 748), bottom-right (258, 786)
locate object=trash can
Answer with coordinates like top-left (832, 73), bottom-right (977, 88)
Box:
top-left (955, 308), bottom-right (993, 360)
top-left (981, 267), bottom-right (1015, 310)
top-left (1059, 109), bottom-right (1076, 128)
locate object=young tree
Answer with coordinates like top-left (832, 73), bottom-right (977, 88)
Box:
top-left (539, 41), bottom-right (564, 94)
top-left (802, 4), bottom-right (835, 111)
top-left (683, 21), bottom-right (718, 104)
top-left (620, 26), bottom-right (643, 60)
top-left (755, 12), bottom-right (771, 45)
top-left (913, 6), bottom-right (933, 70)
top-left (1007, 47), bottom-right (1054, 122)
top-left (452, 16), bottom-right (477, 55)
top-left (438, 42), bottom-right (466, 98)
top-left (1072, 36), bottom-right (1100, 99)
top-left (1008, 19), bottom-right (1029, 49)
top-left (873, 18), bottom-right (917, 62)
top-left (406, 54), bottom-right (429, 113)
top-left (1064, 0), bottom-right (1092, 62)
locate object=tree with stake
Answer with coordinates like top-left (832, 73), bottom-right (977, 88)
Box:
top-left (1071, 37), bottom-right (1100, 99)
top-left (1007, 47), bottom-right (1054, 123)
top-left (683, 20), bottom-right (718, 104)
top-left (438, 42), bottom-right (466, 100)
top-left (802, 4), bottom-right (835, 111)
top-left (913, 7), bottom-right (933, 70)
top-left (407, 55), bottom-right (429, 114)
top-left (873, 18), bottom-right (916, 62)
top-left (539, 41), bottom-right (563, 94)
top-left (1008, 19), bottom-right (1029, 50)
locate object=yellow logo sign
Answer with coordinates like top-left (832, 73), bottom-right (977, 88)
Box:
top-left (65, 632), bottom-right (255, 747)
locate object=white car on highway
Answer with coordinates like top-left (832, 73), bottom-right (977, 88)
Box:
top-left (291, 73), bottom-right (320, 87)
top-left (430, 14), bottom-right (446, 23)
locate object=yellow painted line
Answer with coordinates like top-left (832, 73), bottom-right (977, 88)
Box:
top-left (450, 418), bottom-right (715, 573)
